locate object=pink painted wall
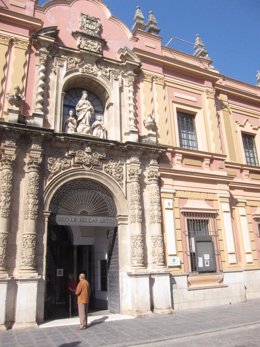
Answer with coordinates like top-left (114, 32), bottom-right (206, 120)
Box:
top-left (35, 0), bottom-right (134, 61)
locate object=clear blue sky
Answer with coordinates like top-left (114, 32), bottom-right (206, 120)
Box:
top-left (37, 0), bottom-right (260, 86)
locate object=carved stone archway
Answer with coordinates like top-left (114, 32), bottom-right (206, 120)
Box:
top-left (49, 179), bottom-right (117, 218)
top-left (43, 172), bottom-right (128, 315)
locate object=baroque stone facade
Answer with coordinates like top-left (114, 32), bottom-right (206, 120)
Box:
top-left (1, 0), bottom-right (260, 330)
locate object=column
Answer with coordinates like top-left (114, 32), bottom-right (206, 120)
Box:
top-left (0, 34), bottom-right (11, 117)
top-left (147, 158), bottom-right (172, 314)
top-left (147, 159), bottom-right (165, 267)
top-left (110, 70), bottom-right (121, 141)
top-left (0, 137), bottom-right (16, 328)
top-left (33, 47), bottom-right (48, 126)
top-left (125, 72), bottom-right (138, 141)
top-left (15, 138), bottom-right (42, 328)
top-left (20, 138), bottom-right (43, 273)
top-left (0, 138), bottom-right (16, 276)
top-left (127, 156), bottom-right (145, 268)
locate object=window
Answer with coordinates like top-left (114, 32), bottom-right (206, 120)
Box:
top-left (255, 218), bottom-right (260, 238)
top-left (184, 212), bottom-right (218, 273)
top-left (177, 112), bottom-right (198, 150)
top-left (242, 133), bottom-right (259, 166)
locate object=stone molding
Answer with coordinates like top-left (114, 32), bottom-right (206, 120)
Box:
top-left (47, 146), bottom-right (124, 187)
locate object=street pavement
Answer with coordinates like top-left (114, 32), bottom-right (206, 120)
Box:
top-left (1, 299), bottom-right (260, 347)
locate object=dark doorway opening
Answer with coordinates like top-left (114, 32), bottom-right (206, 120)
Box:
top-left (44, 222), bottom-right (120, 321)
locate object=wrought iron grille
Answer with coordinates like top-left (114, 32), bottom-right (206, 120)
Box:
top-left (183, 212), bottom-right (219, 273)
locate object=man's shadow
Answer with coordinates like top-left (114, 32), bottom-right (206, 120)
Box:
top-left (89, 315), bottom-right (109, 326)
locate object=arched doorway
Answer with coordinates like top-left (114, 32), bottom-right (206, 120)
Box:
top-left (44, 179), bottom-right (120, 320)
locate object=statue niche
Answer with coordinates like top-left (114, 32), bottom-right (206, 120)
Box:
top-left (63, 89), bottom-right (107, 139)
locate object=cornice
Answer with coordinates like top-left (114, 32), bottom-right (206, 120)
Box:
top-left (160, 167), bottom-right (232, 185)
top-left (133, 48), bottom-right (220, 82)
top-left (215, 83), bottom-right (260, 105)
top-left (0, 8), bottom-right (42, 30)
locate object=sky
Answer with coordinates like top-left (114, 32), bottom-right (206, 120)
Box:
top-left (37, 0), bottom-right (260, 86)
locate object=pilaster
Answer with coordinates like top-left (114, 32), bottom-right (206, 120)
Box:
top-left (0, 35), bottom-right (12, 118)
top-left (219, 193), bottom-right (237, 265)
top-left (218, 93), bottom-right (237, 161)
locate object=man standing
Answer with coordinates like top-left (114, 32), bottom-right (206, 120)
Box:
top-left (76, 273), bottom-right (91, 330)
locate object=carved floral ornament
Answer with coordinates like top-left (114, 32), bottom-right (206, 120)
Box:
top-left (21, 233), bottom-right (37, 268)
top-left (0, 232), bottom-right (8, 268)
top-left (131, 235), bottom-right (144, 266)
top-left (151, 235), bottom-right (165, 265)
top-left (47, 147), bottom-right (124, 187)
top-left (65, 57), bottom-right (119, 83)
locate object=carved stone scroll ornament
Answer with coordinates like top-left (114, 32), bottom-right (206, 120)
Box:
top-left (47, 147), bottom-right (124, 188)
top-left (128, 166), bottom-right (142, 223)
top-left (24, 171), bottom-right (40, 220)
top-left (24, 155), bottom-right (42, 221)
top-left (0, 143), bottom-right (16, 273)
top-left (69, 148), bottom-right (106, 169)
top-left (151, 235), bottom-right (165, 265)
top-left (131, 235), bottom-right (144, 267)
top-left (80, 13), bottom-right (102, 37)
top-left (0, 232), bottom-right (8, 271)
top-left (149, 184), bottom-right (162, 224)
top-left (73, 13), bottom-right (104, 53)
top-left (21, 233), bottom-right (37, 269)
top-left (76, 37), bottom-right (102, 54)
top-left (0, 170), bottom-right (13, 219)
top-left (147, 163), bottom-right (162, 224)
top-left (0, 153), bottom-right (15, 219)
top-left (104, 160), bottom-right (124, 187)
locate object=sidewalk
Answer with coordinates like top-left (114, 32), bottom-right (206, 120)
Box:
top-left (1, 299), bottom-right (260, 347)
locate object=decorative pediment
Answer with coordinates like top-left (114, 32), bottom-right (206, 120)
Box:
top-left (235, 118), bottom-right (260, 131)
top-left (33, 26), bottom-right (59, 39)
top-left (118, 47), bottom-right (141, 66)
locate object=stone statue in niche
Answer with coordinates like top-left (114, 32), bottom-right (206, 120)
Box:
top-left (64, 110), bottom-right (77, 133)
top-left (92, 118), bottom-right (107, 139)
top-left (64, 90), bottom-right (107, 139)
top-left (76, 90), bottom-right (94, 134)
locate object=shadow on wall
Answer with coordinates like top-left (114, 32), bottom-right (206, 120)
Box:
top-left (5, 278), bottom-right (18, 329)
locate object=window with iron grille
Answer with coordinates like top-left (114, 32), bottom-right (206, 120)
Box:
top-left (183, 212), bottom-right (218, 273)
top-left (242, 133), bottom-right (259, 166)
top-left (177, 112), bottom-right (198, 150)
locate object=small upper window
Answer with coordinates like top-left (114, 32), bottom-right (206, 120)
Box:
top-left (242, 133), bottom-right (259, 166)
top-left (177, 112), bottom-right (198, 150)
